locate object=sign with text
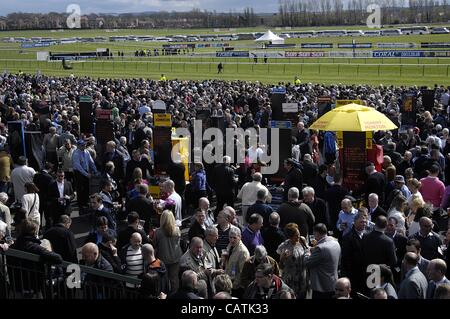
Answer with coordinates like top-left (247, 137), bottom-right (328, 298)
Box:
top-left (282, 103), bottom-right (299, 113)
top-left (401, 94), bottom-right (417, 126)
top-left (216, 51), bottom-right (249, 57)
top-left (342, 131), bottom-right (367, 191)
top-left (285, 51), bottom-right (326, 58)
top-left (301, 43), bottom-right (333, 49)
top-left (154, 114), bottom-right (172, 127)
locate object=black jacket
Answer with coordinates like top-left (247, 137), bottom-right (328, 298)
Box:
top-left (125, 158), bottom-right (153, 183)
top-left (261, 226), bottom-right (286, 262)
top-left (43, 224), bottom-right (78, 263)
top-left (302, 161), bottom-right (318, 186)
top-left (305, 197), bottom-right (329, 228)
top-left (126, 195), bottom-right (155, 232)
top-left (33, 170), bottom-right (54, 202)
top-left (211, 163), bottom-right (236, 195)
top-left (47, 180), bottom-right (75, 216)
top-left (168, 161), bottom-right (186, 195)
top-left (324, 184), bottom-right (349, 230)
top-left (283, 167), bottom-right (303, 201)
top-left (341, 227), bottom-right (366, 293)
top-left (246, 201), bottom-right (273, 226)
top-left (362, 230), bottom-right (397, 269)
top-left (116, 226), bottom-right (149, 250)
top-left (278, 201), bottom-right (315, 237)
top-left (169, 288), bottom-right (201, 299)
top-left (364, 172), bottom-right (386, 204)
top-left (98, 242), bottom-right (123, 274)
top-left (370, 206), bottom-right (388, 221)
top-left (9, 235), bottom-right (63, 292)
top-left (188, 221), bottom-right (206, 241)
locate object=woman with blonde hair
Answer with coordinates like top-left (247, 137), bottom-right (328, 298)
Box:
top-left (388, 194), bottom-right (407, 235)
top-left (153, 210), bottom-right (182, 294)
top-left (407, 178), bottom-right (423, 205)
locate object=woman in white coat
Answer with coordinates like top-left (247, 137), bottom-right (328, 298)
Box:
top-left (21, 182), bottom-right (40, 230)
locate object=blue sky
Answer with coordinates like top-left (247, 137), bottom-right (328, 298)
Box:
top-left (0, 0), bottom-right (280, 15)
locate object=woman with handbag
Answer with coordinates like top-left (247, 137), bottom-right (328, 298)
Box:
top-left (21, 182), bottom-right (41, 230)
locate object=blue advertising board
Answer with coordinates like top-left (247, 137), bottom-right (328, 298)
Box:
top-left (21, 42), bottom-right (52, 49)
top-left (338, 43), bottom-right (372, 49)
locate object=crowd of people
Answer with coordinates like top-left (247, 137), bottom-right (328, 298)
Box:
top-left (0, 71), bottom-right (450, 299)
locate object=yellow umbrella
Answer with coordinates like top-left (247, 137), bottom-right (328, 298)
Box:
top-left (309, 103), bottom-right (398, 132)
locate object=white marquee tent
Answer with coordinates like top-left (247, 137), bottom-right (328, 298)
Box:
top-left (254, 30), bottom-right (285, 44)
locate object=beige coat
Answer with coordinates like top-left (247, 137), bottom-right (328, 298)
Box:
top-left (224, 241), bottom-right (250, 289)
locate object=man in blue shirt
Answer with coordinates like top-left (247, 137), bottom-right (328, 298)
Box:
top-left (72, 139), bottom-right (98, 212)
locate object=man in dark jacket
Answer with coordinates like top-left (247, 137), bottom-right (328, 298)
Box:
top-left (261, 212), bottom-right (286, 263)
top-left (188, 209), bottom-right (207, 241)
top-left (33, 162), bottom-right (54, 230)
top-left (243, 263), bottom-right (295, 299)
top-left (295, 121), bottom-right (311, 156)
top-left (102, 141), bottom-right (124, 185)
top-left (116, 212), bottom-right (149, 250)
top-left (246, 189), bottom-right (273, 227)
top-left (89, 193), bottom-right (116, 232)
top-left (302, 154), bottom-right (318, 186)
top-left (278, 187), bottom-right (315, 237)
top-left (168, 157), bottom-right (186, 196)
top-left (362, 216), bottom-right (397, 270)
top-left (142, 243), bottom-right (170, 294)
top-left (282, 159), bottom-right (303, 201)
top-left (43, 215), bottom-right (78, 263)
top-left (169, 270), bottom-right (201, 299)
top-left (341, 211), bottom-right (368, 297)
top-left (362, 162), bottom-right (386, 205)
top-left (211, 156), bottom-right (237, 215)
top-left (80, 242), bottom-right (115, 291)
top-left (125, 149), bottom-right (153, 183)
top-left (125, 184), bottom-right (155, 232)
top-left (47, 170), bottom-right (75, 224)
top-left (302, 186), bottom-right (329, 228)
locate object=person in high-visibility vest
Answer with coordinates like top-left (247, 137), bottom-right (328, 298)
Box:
top-left (294, 76), bottom-right (301, 86)
top-left (160, 74), bottom-right (167, 81)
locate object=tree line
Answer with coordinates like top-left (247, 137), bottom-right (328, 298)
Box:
top-left (0, 1), bottom-right (449, 31)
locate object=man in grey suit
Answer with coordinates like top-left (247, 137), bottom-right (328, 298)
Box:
top-left (304, 223), bottom-right (341, 299)
top-left (406, 239), bottom-right (430, 280)
top-left (398, 252), bottom-right (428, 299)
top-left (426, 259), bottom-right (450, 299)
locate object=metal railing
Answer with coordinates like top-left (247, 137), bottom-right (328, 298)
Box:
top-left (0, 248), bottom-right (141, 299)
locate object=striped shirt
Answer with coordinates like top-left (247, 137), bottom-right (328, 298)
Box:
top-left (125, 246), bottom-right (144, 276)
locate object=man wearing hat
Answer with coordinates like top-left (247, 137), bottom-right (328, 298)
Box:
top-left (72, 139), bottom-right (98, 212)
top-left (386, 175), bottom-right (411, 207)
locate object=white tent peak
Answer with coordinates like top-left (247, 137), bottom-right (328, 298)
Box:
top-left (255, 30), bottom-right (284, 43)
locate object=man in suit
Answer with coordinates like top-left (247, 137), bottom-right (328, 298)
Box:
top-left (363, 162), bottom-right (386, 205)
top-left (398, 252), bottom-right (428, 299)
top-left (33, 162), bottom-right (54, 230)
top-left (246, 189), bottom-right (273, 227)
top-left (303, 186), bottom-right (329, 228)
top-left (167, 155), bottom-right (186, 196)
top-left (89, 193), bottom-right (116, 232)
top-left (261, 212), bottom-right (286, 263)
top-left (302, 154), bottom-right (318, 186)
top-left (282, 159), bottom-right (303, 201)
top-left (406, 239), bottom-right (430, 279)
top-left (385, 216), bottom-right (408, 284)
top-left (362, 216), bottom-right (397, 270)
top-left (116, 212), bottom-right (149, 250)
top-left (278, 187), bottom-right (315, 237)
top-left (211, 156), bottom-right (237, 215)
top-left (43, 215), bottom-right (77, 263)
top-left (188, 209), bottom-right (207, 241)
top-left (295, 121), bottom-right (311, 156)
top-left (48, 170), bottom-right (75, 225)
top-left (341, 211), bottom-right (368, 297)
top-left (304, 223), bottom-right (341, 299)
top-left (411, 217), bottom-right (443, 261)
top-left (367, 193), bottom-right (387, 222)
top-left (426, 259), bottom-right (450, 299)
top-left (125, 184), bottom-right (155, 232)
